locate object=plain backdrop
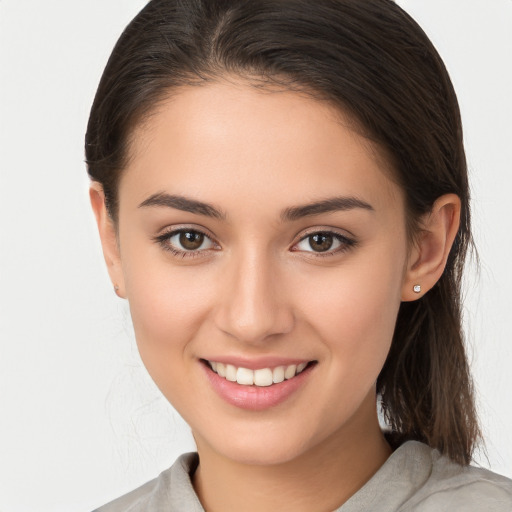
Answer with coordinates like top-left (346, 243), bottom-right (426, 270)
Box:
top-left (0, 1), bottom-right (511, 511)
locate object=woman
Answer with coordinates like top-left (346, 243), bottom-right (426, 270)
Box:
top-left (86, 0), bottom-right (512, 510)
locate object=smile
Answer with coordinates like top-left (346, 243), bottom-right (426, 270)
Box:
top-left (201, 358), bottom-right (317, 410)
top-left (206, 360), bottom-right (309, 387)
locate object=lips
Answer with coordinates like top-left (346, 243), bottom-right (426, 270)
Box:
top-left (201, 358), bottom-right (316, 410)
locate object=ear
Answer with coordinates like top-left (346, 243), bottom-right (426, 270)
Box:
top-left (401, 193), bottom-right (461, 302)
top-left (89, 182), bottom-right (126, 299)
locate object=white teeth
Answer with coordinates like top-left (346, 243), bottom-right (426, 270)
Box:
top-left (236, 367), bottom-right (254, 385)
top-left (254, 368), bottom-right (273, 387)
top-left (272, 366), bottom-right (285, 384)
top-left (216, 362), bottom-right (226, 377)
top-left (284, 364), bottom-right (297, 380)
top-left (208, 360), bottom-right (310, 387)
top-left (225, 364), bottom-right (237, 382)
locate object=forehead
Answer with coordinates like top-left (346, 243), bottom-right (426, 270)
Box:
top-left (120, 80), bottom-right (403, 218)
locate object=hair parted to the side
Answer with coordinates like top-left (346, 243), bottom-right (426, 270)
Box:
top-left (85, 0), bottom-right (480, 465)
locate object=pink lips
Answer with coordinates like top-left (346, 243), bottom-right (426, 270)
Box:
top-left (201, 359), bottom-right (315, 411)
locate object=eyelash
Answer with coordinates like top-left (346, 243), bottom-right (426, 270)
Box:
top-left (292, 230), bottom-right (357, 258)
top-left (153, 228), bottom-right (357, 259)
top-left (153, 228), bottom-right (218, 259)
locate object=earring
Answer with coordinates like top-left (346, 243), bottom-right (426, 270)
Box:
top-left (413, 284), bottom-right (421, 294)
top-left (114, 285), bottom-right (121, 297)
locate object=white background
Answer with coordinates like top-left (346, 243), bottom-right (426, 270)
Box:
top-left (0, 1), bottom-right (511, 511)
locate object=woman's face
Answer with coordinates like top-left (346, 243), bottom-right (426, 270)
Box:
top-left (112, 80), bottom-right (411, 465)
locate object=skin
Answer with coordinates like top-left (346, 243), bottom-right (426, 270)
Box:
top-left (91, 79), bottom-right (461, 512)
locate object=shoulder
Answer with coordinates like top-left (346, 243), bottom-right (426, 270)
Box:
top-left (401, 444), bottom-right (512, 512)
top-left (92, 453), bottom-right (203, 512)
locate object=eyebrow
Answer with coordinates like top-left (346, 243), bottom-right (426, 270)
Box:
top-left (138, 193), bottom-right (226, 219)
top-left (281, 196), bottom-right (374, 221)
top-left (138, 192), bottom-right (374, 221)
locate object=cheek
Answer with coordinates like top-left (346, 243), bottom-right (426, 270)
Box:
top-left (120, 246), bottom-right (215, 386)
top-left (122, 233), bottom-right (212, 327)
top-left (295, 250), bottom-right (405, 381)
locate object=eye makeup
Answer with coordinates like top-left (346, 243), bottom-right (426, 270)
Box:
top-left (153, 225), bottom-right (358, 260)
top-left (153, 227), bottom-right (220, 259)
top-left (291, 230), bottom-right (357, 258)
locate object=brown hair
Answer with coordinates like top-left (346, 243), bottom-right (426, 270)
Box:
top-left (85, 0), bottom-right (480, 465)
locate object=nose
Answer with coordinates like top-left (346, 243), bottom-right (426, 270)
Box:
top-left (213, 247), bottom-right (295, 345)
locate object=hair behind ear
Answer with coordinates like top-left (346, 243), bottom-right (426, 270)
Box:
top-left (378, 275), bottom-right (480, 465)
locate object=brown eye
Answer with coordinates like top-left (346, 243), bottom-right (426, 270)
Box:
top-left (293, 230), bottom-right (356, 256)
top-left (156, 229), bottom-right (216, 255)
top-left (308, 233), bottom-right (334, 252)
top-left (179, 231), bottom-right (205, 250)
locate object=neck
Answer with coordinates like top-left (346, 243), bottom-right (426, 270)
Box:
top-left (192, 398), bottom-right (391, 512)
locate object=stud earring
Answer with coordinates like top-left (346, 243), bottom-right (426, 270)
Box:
top-left (114, 285), bottom-right (121, 297)
top-left (413, 284), bottom-right (421, 294)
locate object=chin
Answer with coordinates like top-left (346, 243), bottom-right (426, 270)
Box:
top-left (194, 418), bottom-right (325, 467)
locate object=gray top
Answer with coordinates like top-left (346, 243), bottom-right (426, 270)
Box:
top-left (94, 441), bottom-right (512, 511)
